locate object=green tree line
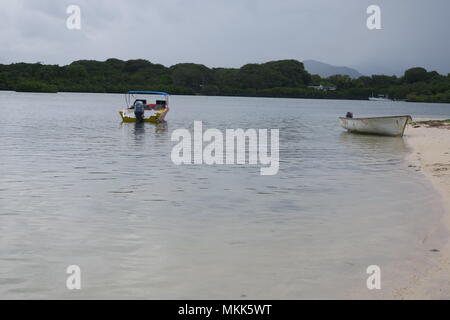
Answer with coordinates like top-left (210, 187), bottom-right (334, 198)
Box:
top-left (0, 59), bottom-right (449, 103)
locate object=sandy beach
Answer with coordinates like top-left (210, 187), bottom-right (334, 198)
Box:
top-left (400, 122), bottom-right (450, 299)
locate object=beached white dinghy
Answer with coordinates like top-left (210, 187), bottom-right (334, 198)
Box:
top-left (339, 115), bottom-right (412, 137)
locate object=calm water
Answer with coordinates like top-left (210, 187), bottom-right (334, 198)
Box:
top-left (0, 91), bottom-right (449, 299)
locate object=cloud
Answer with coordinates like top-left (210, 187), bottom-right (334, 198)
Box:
top-left (0, 0), bottom-right (449, 75)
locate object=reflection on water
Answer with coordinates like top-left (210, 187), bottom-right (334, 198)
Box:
top-left (133, 122), bottom-right (146, 141)
top-left (0, 92), bottom-right (447, 299)
top-left (154, 122), bottom-right (168, 134)
top-left (339, 131), bottom-right (406, 149)
top-left (339, 132), bottom-right (408, 160)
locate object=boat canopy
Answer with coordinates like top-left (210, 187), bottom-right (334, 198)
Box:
top-left (127, 91), bottom-right (169, 96)
top-left (125, 91), bottom-right (170, 108)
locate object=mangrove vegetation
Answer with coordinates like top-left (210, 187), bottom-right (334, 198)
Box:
top-left (0, 59), bottom-right (449, 103)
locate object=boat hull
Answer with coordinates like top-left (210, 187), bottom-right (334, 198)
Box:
top-left (119, 107), bottom-right (169, 123)
top-left (339, 115), bottom-right (412, 137)
top-left (368, 97), bottom-right (393, 102)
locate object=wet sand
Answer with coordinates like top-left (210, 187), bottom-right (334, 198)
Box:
top-left (401, 123), bottom-right (450, 299)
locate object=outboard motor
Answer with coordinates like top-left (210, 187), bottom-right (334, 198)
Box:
top-left (134, 101), bottom-right (145, 123)
top-left (346, 112), bottom-right (353, 118)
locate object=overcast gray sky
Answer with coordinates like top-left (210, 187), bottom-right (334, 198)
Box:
top-left (1, 0), bottom-right (449, 76)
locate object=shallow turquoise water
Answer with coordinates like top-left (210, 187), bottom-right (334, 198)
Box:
top-left (0, 91), bottom-right (448, 298)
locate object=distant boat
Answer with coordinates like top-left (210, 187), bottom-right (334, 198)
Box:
top-left (368, 94), bottom-right (393, 102)
top-left (339, 115), bottom-right (412, 137)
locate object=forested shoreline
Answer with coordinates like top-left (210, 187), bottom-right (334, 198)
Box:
top-left (0, 59), bottom-right (449, 103)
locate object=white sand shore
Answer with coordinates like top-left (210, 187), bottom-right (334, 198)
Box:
top-left (400, 124), bottom-right (450, 299)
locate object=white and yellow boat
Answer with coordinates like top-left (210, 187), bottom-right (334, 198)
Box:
top-left (119, 91), bottom-right (170, 123)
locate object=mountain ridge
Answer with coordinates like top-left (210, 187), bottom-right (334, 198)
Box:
top-left (303, 60), bottom-right (363, 78)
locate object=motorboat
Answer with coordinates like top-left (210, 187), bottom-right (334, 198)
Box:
top-left (119, 91), bottom-right (170, 123)
top-left (339, 115), bottom-right (412, 137)
top-left (368, 94), bottom-right (393, 102)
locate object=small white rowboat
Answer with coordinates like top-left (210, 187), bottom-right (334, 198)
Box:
top-left (339, 115), bottom-right (412, 137)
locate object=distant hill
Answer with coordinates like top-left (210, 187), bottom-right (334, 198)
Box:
top-left (303, 60), bottom-right (363, 78)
